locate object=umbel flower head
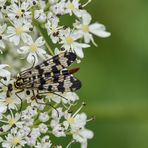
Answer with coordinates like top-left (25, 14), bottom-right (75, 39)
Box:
top-left (0, 0), bottom-right (111, 147)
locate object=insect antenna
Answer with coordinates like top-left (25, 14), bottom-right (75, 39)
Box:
top-left (20, 55), bottom-right (36, 74)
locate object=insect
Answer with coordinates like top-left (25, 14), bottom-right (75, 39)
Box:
top-left (14, 52), bottom-right (81, 101)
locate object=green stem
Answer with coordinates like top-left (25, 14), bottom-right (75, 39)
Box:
top-left (33, 20), bottom-right (54, 56)
top-left (31, 8), bottom-right (54, 56)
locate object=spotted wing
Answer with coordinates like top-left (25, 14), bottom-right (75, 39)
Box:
top-left (24, 73), bottom-right (81, 93)
top-left (37, 74), bottom-right (81, 93)
top-left (20, 52), bottom-right (77, 79)
top-left (22, 69), bottom-right (70, 87)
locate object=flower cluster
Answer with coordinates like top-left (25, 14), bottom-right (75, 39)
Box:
top-left (0, 0), bottom-right (110, 147)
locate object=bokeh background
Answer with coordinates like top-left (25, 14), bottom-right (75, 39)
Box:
top-left (76, 0), bottom-right (148, 147)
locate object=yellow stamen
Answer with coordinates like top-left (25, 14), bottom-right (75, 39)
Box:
top-left (66, 3), bottom-right (75, 10)
top-left (30, 43), bottom-right (38, 52)
top-left (16, 10), bottom-right (23, 17)
top-left (11, 137), bottom-right (21, 145)
top-left (9, 119), bottom-right (16, 126)
top-left (67, 117), bottom-right (75, 124)
top-left (82, 25), bottom-right (89, 32)
top-left (15, 26), bottom-right (24, 35)
top-left (66, 36), bottom-right (74, 45)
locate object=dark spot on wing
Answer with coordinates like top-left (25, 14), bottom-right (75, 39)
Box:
top-left (38, 85), bottom-right (44, 90)
top-left (40, 78), bottom-right (46, 84)
top-left (45, 72), bottom-right (51, 78)
top-left (58, 82), bottom-right (65, 93)
top-left (48, 85), bottom-right (52, 91)
top-left (52, 66), bottom-right (58, 72)
top-left (38, 69), bottom-right (44, 75)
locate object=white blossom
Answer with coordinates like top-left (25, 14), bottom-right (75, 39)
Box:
top-left (7, 19), bottom-right (32, 45)
top-left (60, 28), bottom-right (90, 58)
top-left (2, 128), bottom-right (27, 148)
top-left (0, 64), bottom-right (11, 83)
top-left (0, 24), bottom-right (7, 49)
top-left (34, 9), bottom-right (46, 22)
top-left (74, 11), bottom-right (111, 46)
top-left (65, 0), bottom-right (81, 17)
top-left (7, 1), bottom-right (31, 20)
top-left (18, 36), bottom-right (47, 64)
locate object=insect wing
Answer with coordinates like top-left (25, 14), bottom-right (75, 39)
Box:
top-left (31, 74), bottom-right (81, 93)
top-left (20, 52), bottom-right (77, 80)
top-left (21, 69), bottom-right (70, 88)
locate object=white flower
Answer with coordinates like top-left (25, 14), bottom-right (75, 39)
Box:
top-left (0, 91), bottom-right (21, 111)
top-left (7, 19), bottom-right (32, 45)
top-left (51, 107), bottom-right (63, 120)
top-left (18, 36), bottom-right (47, 64)
top-left (72, 128), bottom-right (94, 148)
top-left (2, 113), bottom-right (23, 132)
top-left (22, 106), bottom-right (38, 119)
top-left (27, 0), bottom-right (38, 6)
top-left (35, 136), bottom-right (52, 148)
top-left (39, 123), bottom-right (48, 134)
top-left (45, 17), bottom-right (62, 44)
top-left (0, 105), bottom-right (7, 114)
top-left (65, 0), bottom-right (81, 17)
top-left (62, 92), bottom-right (79, 104)
top-left (74, 11), bottom-right (111, 46)
top-left (0, 0), bottom-right (6, 8)
top-left (60, 28), bottom-right (90, 58)
top-left (49, 0), bottom-right (59, 5)
top-left (7, 1), bottom-right (31, 20)
top-left (0, 0), bottom-right (6, 20)
top-left (2, 128), bottom-right (27, 148)
top-left (52, 124), bottom-right (65, 137)
top-left (0, 24), bottom-right (7, 49)
top-left (26, 136), bottom-right (37, 146)
top-left (50, 0), bottom-right (65, 15)
top-left (39, 112), bottom-right (50, 122)
top-left (34, 9), bottom-right (46, 22)
top-left (31, 128), bottom-right (41, 137)
top-left (0, 64), bottom-right (11, 83)
top-left (18, 126), bottom-right (31, 137)
top-left (64, 113), bottom-right (87, 130)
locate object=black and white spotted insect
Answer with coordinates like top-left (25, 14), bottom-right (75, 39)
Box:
top-left (14, 52), bottom-right (81, 100)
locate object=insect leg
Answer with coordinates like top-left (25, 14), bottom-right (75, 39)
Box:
top-left (38, 91), bottom-right (69, 101)
top-left (0, 80), bottom-right (7, 87)
top-left (52, 92), bottom-right (69, 101)
top-left (33, 90), bottom-right (60, 117)
top-left (15, 89), bottom-right (24, 111)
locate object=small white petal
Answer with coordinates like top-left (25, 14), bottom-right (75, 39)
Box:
top-left (0, 105), bottom-right (7, 113)
top-left (18, 46), bottom-right (29, 54)
top-left (82, 11), bottom-right (92, 25)
top-left (74, 47), bottom-right (84, 58)
top-left (35, 37), bottom-right (45, 46)
top-left (89, 23), bottom-right (111, 38)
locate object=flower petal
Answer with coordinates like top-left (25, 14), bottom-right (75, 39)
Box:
top-left (89, 23), bottom-right (111, 37)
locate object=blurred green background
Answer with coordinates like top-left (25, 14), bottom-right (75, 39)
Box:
top-left (77, 0), bottom-right (148, 147)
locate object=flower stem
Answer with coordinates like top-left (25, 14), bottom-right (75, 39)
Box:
top-left (33, 20), bottom-right (54, 56)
